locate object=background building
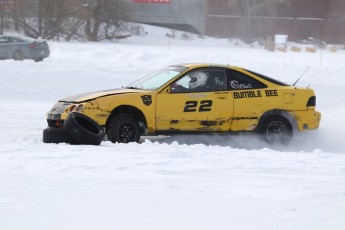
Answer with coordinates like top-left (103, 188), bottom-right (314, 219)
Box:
top-left (124, 0), bottom-right (345, 43)
top-left (206, 0), bottom-right (345, 43)
top-left (121, 0), bottom-right (206, 34)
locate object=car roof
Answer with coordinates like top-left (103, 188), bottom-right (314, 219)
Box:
top-left (170, 63), bottom-right (231, 68)
top-left (0, 35), bottom-right (36, 41)
top-left (169, 63), bottom-right (247, 70)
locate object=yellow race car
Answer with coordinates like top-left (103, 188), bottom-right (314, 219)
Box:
top-left (43, 63), bottom-right (321, 145)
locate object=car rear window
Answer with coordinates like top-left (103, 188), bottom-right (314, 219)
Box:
top-left (245, 69), bottom-right (290, 86)
top-left (20, 37), bottom-right (36, 42)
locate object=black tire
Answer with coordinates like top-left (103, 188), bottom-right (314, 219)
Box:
top-left (12, 50), bottom-right (23, 61)
top-left (107, 114), bottom-right (140, 143)
top-left (34, 58), bottom-right (43, 62)
top-left (259, 116), bottom-right (293, 145)
top-left (43, 127), bottom-right (78, 144)
top-left (64, 112), bottom-right (105, 145)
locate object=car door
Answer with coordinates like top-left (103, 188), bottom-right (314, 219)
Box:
top-left (228, 69), bottom-right (268, 131)
top-left (0, 36), bottom-right (9, 57)
top-left (155, 68), bottom-right (233, 132)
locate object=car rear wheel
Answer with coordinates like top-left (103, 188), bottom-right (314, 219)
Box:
top-left (12, 50), bottom-right (23, 61)
top-left (107, 114), bottom-right (140, 143)
top-left (260, 116), bottom-right (293, 145)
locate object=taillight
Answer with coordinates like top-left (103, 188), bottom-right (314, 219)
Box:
top-left (307, 96), bottom-right (316, 107)
top-left (29, 43), bottom-right (36, 49)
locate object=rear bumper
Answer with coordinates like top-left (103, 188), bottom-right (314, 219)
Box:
top-left (294, 110), bottom-right (321, 131)
top-left (29, 49), bottom-right (50, 59)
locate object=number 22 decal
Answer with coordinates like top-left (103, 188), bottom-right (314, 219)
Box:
top-left (183, 100), bottom-right (213, 112)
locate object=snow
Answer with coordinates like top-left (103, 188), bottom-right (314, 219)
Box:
top-left (1, 25), bottom-right (345, 230)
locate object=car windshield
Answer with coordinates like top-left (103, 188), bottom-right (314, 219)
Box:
top-left (126, 66), bottom-right (188, 90)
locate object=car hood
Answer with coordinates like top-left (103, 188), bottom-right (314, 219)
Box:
top-left (59, 88), bottom-right (145, 103)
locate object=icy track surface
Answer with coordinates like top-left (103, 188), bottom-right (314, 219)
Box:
top-left (1, 29), bottom-right (345, 230)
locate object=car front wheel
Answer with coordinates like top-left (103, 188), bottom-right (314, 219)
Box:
top-left (260, 116), bottom-right (293, 145)
top-left (34, 58), bottom-right (44, 62)
top-left (107, 114), bottom-right (140, 143)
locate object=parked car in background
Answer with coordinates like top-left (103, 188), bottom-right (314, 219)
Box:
top-left (0, 35), bottom-right (50, 62)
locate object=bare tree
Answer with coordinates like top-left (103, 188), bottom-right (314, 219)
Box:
top-left (38, 0), bottom-right (67, 40)
top-left (83, 0), bottom-right (127, 41)
top-left (3, 0), bottom-right (128, 41)
top-left (12, 0), bottom-right (77, 40)
top-left (0, 0), bottom-right (13, 34)
top-left (225, 0), bottom-right (289, 42)
top-left (62, 10), bottom-right (86, 41)
top-left (12, 0), bottom-right (25, 32)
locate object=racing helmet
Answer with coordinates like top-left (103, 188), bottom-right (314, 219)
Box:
top-left (188, 71), bottom-right (208, 89)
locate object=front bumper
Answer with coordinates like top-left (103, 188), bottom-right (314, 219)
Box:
top-left (47, 102), bottom-right (71, 119)
top-left (46, 102), bottom-right (71, 127)
top-left (46, 100), bottom-right (108, 128)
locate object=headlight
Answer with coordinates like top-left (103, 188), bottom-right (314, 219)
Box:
top-left (67, 104), bottom-right (84, 113)
top-left (69, 104), bottom-right (77, 112)
top-left (76, 104), bottom-right (84, 112)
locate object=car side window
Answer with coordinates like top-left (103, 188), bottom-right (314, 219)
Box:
top-left (228, 69), bottom-right (267, 90)
top-left (0, 37), bottom-right (9, 43)
top-left (171, 68), bottom-right (227, 93)
top-left (9, 38), bottom-right (22, 43)
top-left (205, 69), bottom-right (227, 91)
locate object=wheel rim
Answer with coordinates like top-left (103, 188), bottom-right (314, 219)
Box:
top-left (117, 122), bottom-right (136, 143)
top-left (266, 121), bottom-right (291, 144)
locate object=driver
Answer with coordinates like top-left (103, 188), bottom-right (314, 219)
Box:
top-left (172, 71), bottom-right (210, 92)
top-left (188, 71), bottom-right (209, 90)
